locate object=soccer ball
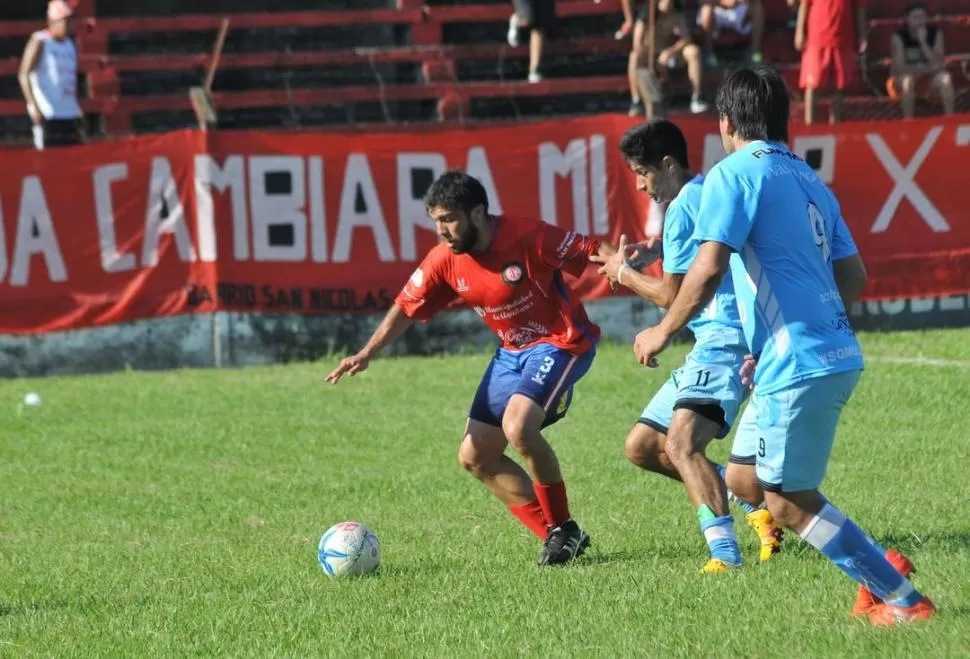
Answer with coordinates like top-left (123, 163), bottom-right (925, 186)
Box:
top-left (317, 521), bottom-right (381, 578)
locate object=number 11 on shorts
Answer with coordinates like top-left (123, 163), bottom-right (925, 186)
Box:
top-left (695, 369), bottom-right (711, 387)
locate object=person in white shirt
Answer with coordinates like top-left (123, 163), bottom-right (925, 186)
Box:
top-left (18, 0), bottom-right (84, 150)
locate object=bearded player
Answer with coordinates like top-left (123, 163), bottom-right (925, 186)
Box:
top-left (327, 170), bottom-right (616, 566)
top-left (591, 120), bottom-right (783, 571)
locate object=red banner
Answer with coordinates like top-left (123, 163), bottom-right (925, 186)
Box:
top-left (1, 114), bottom-right (969, 334)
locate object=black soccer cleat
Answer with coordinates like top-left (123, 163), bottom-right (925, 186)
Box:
top-left (537, 520), bottom-right (591, 566)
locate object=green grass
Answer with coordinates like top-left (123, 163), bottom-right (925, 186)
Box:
top-left (2, 329), bottom-right (969, 657)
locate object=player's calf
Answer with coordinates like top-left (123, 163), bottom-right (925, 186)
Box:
top-left (766, 489), bottom-right (933, 623)
top-left (503, 394), bottom-right (589, 566)
top-left (501, 396), bottom-right (563, 485)
top-left (459, 419), bottom-right (549, 540)
top-left (665, 409), bottom-right (742, 568)
top-left (723, 461), bottom-right (783, 561)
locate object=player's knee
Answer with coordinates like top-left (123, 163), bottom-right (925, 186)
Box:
top-left (501, 413), bottom-right (536, 455)
top-left (725, 462), bottom-right (760, 503)
top-left (457, 438), bottom-right (492, 480)
top-left (663, 430), bottom-right (694, 465)
top-left (938, 72), bottom-right (954, 89)
top-left (900, 74), bottom-right (916, 93)
top-left (682, 43), bottom-right (701, 61)
top-left (625, 425), bottom-right (664, 469)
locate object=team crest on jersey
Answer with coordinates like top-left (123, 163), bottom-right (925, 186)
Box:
top-left (501, 262), bottom-right (525, 286)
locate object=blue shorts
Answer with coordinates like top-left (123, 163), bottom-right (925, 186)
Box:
top-left (469, 343), bottom-right (595, 428)
top-left (640, 339), bottom-right (748, 439)
top-left (730, 369), bottom-right (861, 492)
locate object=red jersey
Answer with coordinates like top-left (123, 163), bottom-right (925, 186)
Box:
top-left (395, 216), bottom-right (602, 354)
top-left (806, 0), bottom-right (866, 49)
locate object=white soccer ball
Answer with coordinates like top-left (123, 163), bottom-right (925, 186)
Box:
top-left (317, 521), bottom-right (380, 578)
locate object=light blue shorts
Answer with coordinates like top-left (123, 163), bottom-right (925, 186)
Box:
top-left (730, 369), bottom-right (862, 493)
top-left (640, 339), bottom-right (748, 440)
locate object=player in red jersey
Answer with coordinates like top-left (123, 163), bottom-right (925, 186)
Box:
top-left (326, 170), bottom-right (616, 565)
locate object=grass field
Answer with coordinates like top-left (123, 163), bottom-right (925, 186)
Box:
top-left (2, 328), bottom-right (969, 657)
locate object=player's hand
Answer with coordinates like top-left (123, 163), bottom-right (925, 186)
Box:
top-left (325, 352), bottom-right (370, 384)
top-left (628, 237), bottom-right (663, 270)
top-left (658, 48), bottom-right (673, 67)
top-left (590, 234), bottom-right (630, 288)
top-left (27, 104), bottom-right (41, 125)
top-left (794, 32), bottom-right (804, 52)
top-left (739, 353), bottom-right (758, 390)
top-left (858, 37), bottom-right (868, 55)
top-left (633, 325), bottom-right (669, 368)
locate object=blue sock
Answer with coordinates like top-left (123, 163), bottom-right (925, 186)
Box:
top-left (800, 503), bottom-right (922, 607)
top-left (818, 494), bottom-right (886, 554)
top-left (698, 506), bottom-right (742, 566)
top-left (713, 463), bottom-right (759, 515)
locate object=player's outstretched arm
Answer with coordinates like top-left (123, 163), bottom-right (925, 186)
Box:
top-left (325, 304), bottom-right (414, 384)
top-left (832, 253), bottom-right (868, 310)
top-left (590, 235), bottom-right (673, 302)
top-left (622, 269), bottom-right (682, 309)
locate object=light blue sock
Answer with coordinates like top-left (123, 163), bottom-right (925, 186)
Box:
top-left (800, 503), bottom-right (922, 607)
top-left (818, 494), bottom-right (886, 554)
top-left (713, 463), bottom-right (760, 515)
top-left (698, 505), bottom-right (742, 566)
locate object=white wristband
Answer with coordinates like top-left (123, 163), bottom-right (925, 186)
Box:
top-left (617, 263), bottom-right (630, 286)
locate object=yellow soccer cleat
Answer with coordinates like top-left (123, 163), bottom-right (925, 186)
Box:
top-left (700, 558), bottom-right (741, 573)
top-left (746, 509), bottom-right (784, 562)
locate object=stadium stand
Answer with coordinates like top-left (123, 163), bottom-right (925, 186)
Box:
top-left (0, 0), bottom-right (967, 144)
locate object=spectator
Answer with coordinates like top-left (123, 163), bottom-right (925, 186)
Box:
top-left (18, 0), bottom-right (84, 150)
top-left (507, 0), bottom-right (557, 83)
top-left (795, 0), bottom-right (868, 125)
top-left (628, 0), bottom-right (708, 119)
top-left (697, 0), bottom-right (765, 66)
top-left (888, 1), bottom-right (955, 119)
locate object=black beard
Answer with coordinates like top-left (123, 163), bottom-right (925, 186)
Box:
top-left (449, 223), bottom-right (480, 254)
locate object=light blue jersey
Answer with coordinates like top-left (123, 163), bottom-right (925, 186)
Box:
top-left (694, 141), bottom-right (863, 395)
top-left (640, 174), bottom-right (748, 440)
top-left (662, 174), bottom-right (742, 343)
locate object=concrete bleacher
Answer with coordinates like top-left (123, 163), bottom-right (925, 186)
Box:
top-left (0, 0), bottom-right (967, 143)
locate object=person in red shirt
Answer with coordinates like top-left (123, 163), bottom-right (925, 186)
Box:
top-left (326, 170), bottom-right (616, 566)
top-left (795, 0), bottom-right (868, 125)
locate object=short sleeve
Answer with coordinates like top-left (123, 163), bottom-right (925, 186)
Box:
top-left (394, 251), bottom-right (457, 321)
top-left (693, 163), bottom-right (758, 253)
top-left (830, 214), bottom-right (859, 261)
top-left (535, 221), bottom-right (601, 278)
top-left (660, 200), bottom-right (695, 275)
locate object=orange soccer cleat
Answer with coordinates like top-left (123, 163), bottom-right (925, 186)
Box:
top-left (850, 549), bottom-right (916, 617)
top-left (868, 597), bottom-right (936, 627)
